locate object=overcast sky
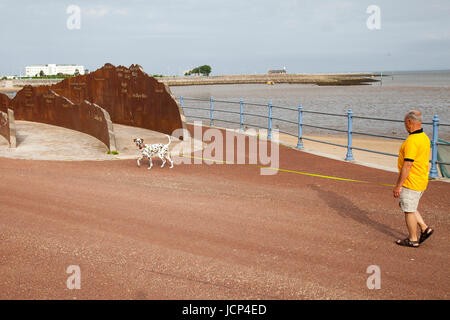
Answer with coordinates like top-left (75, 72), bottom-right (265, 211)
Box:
top-left (1, 0), bottom-right (449, 76)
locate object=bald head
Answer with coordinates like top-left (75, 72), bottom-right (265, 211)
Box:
top-left (404, 110), bottom-right (423, 133)
top-left (404, 110), bottom-right (422, 123)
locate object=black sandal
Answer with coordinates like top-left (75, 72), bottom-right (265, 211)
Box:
top-left (419, 227), bottom-right (434, 244)
top-left (396, 238), bottom-right (419, 248)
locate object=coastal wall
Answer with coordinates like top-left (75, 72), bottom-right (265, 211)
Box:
top-left (158, 73), bottom-right (379, 86)
top-left (0, 110), bottom-right (10, 146)
top-left (0, 109), bottom-right (16, 148)
top-left (0, 93), bottom-right (16, 148)
top-left (11, 86), bottom-right (116, 151)
top-left (10, 79), bottom-right (62, 87)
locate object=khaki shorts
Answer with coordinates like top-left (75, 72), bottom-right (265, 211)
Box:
top-left (399, 187), bottom-right (424, 213)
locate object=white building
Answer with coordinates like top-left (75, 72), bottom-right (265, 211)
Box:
top-left (268, 67), bottom-right (287, 74)
top-left (25, 64), bottom-right (85, 77)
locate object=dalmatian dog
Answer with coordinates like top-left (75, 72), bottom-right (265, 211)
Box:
top-left (133, 135), bottom-right (174, 169)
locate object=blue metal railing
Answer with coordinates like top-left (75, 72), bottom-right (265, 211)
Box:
top-left (178, 96), bottom-right (449, 178)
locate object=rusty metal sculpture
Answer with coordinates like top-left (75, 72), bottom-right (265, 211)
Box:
top-left (5, 63), bottom-right (185, 151)
top-left (11, 87), bottom-right (115, 151)
top-left (44, 63), bottom-right (185, 137)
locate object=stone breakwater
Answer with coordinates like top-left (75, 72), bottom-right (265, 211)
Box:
top-left (158, 73), bottom-right (380, 86)
top-left (0, 73), bottom-right (379, 91)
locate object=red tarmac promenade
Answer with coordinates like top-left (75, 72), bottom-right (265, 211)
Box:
top-left (0, 124), bottom-right (449, 299)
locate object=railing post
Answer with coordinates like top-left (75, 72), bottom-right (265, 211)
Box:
top-left (268, 101), bottom-right (273, 140)
top-left (180, 96), bottom-right (184, 108)
top-left (345, 109), bottom-right (354, 161)
top-left (240, 99), bottom-right (244, 132)
top-left (296, 104), bottom-right (304, 149)
top-left (210, 96), bottom-right (214, 127)
top-left (429, 114), bottom-right (440, 178)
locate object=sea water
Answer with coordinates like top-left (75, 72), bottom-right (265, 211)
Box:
top-left (171, 71), bottom-right (450, 140)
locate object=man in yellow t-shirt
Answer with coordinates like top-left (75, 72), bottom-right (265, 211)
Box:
top-left (394, 110), bottom-right (434, 248)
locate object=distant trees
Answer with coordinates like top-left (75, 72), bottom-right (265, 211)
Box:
top-left (39, 70), bottom-right (45, 77)
top-left (185, 65), bottom-right (212, 76)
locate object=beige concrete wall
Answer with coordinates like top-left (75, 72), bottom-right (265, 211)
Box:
top-left (8, 109), bottom-right (16, 148)
top-left (0, 109), bottom-right (16, 148)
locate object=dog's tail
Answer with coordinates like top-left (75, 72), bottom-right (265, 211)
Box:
top-left (166, 134), bottom-right (171, 146)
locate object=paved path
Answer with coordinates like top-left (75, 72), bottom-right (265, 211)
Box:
top-left (0, 121), bottom-right (203, 161)
top-left (0, 125), bottom-right (448, 299)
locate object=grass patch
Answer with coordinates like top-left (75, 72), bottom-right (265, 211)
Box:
top-left (107, 150), bottom-right (119, 155)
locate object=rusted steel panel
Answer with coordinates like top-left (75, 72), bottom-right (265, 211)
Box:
top-left (11, 87), bottom-right (112, 150)
top-left (46, 63), bottom-right (185, 137)
top-left (6, 63), bottom-right (184, 151)
top-left (0, 93), bottom-right (10, 113)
